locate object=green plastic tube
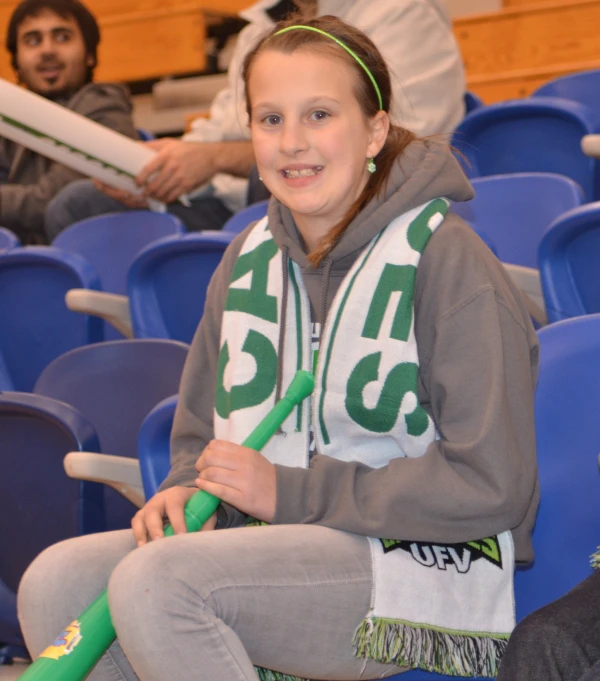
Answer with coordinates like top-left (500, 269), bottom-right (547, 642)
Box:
top-left (19, 370), bottom-right (314, 681)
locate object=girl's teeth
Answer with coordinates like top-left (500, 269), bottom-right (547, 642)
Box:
top-left (285, 167), bottom-right (321, 178)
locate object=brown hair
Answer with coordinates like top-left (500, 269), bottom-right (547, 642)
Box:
top-left (242, 14), bottom-right (416, 266)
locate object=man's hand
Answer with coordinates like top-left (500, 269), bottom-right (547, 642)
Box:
top-left (93, 179), bottom-right (148, 209)
top-left (195, 440), bottom-right (276, 523)
top-left (131, 486), bottom-right (216, 546)
top-left (136, 138), bottom-right (218, 204)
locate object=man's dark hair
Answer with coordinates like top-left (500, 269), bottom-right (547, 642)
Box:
top-left (6, 0), bottom-right (101, 82)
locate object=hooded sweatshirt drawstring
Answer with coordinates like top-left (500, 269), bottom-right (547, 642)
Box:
top-left (319, 257), bottom-right (334, 341)
top-left (274, 250), bottom-right (334, 416)
top-left (274, 245), bottom-right (290, 409)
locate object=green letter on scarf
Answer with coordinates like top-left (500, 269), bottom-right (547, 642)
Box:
top-left (225, 240), bottom-right (279, 322)
top-left (215, 330), bottom-right (278, 418)
top-left (346, 353), bottom-right (429, 435)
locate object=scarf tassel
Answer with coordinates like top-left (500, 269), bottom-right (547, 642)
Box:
top-left (254, 667), bottom-right (309, 681)
top-left (352, 617), bottom-right (508, 678)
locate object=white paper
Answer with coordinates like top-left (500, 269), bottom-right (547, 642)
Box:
top-left (0, 78), bottom-right (165, 207)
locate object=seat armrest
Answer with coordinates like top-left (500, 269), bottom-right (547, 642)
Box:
top-left (66, 289), bottom-right (133, 338)
top-left (582, 134), bottom-right (600, 158)
top-left (64, 451), bottom-right (145, 508)
top-left (503, 263), bottom-right (548, 327)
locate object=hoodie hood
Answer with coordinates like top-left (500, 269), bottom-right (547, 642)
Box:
top-left (266, 138), bottom-right (474, 272)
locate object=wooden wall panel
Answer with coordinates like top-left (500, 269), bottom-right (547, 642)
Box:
top-left (502, 0), bottom-right (542, 6)
top-left (453, 0), bottom-right (600, 102)
top-left (454, 0), bottom-right (600, 75)
top-left (95, 8), bottom-right (206, 82)
top-left (467, 59), bottom-right (600, 101)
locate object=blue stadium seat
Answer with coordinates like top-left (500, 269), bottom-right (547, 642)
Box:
top-left (464, 91), bottom-right (484, 114)
top-left (539, 202), bottom-right (600, 322)
top-left (532, 69), bottom-right (600, 113)
top-left (33, 339), bottom-right (189, 531)
top-left (52, 211), bottom-right (185, 339)
top-left (137, 394), bottom-right (178, 501)
top-left (222, 200), bottom-right (269, 234)
top-left (136, 128), bottom-right (155, 141)
top-left (452, 97), bottom-right (600, 201)
top-left (452, 173), bottom-right (584, 269)
top-left (0, 392), bottom-right (103, 662)
top-left (0, 247), bottom-right (102, 391)
top-left (127, 231), bottom-right (234, 343)
top-left (0, 228), bottom-right (19, 251)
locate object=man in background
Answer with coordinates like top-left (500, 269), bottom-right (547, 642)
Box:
top-left (45, 0), bottom-right (466, 237)
top-left (0, 0), bottom-right (137, 243)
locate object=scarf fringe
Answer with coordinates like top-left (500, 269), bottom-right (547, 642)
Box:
top-left (254, 667), bottom-right (309, 681)
top-left (352, 617), bottom-right (507, 678)
top-left (591, 547), bottom-right (600, 570)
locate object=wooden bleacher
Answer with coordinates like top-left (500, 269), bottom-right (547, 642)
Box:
top-left (0, 0), bottom-right (253, 83)
top-left (455, 0), bottom-right (600, 103)
top-left (0, 0), bottom-right (599, 105)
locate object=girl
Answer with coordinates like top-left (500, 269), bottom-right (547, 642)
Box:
top-left (18, 16), bottom-right (539, 681)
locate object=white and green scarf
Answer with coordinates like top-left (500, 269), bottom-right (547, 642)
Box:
top-left (215, 199), bottom-right (515, 679)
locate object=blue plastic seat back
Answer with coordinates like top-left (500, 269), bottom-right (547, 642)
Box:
top-left (464, 91), bottom-right (484, 114)
top-left (222, 200), bottom-right (269, 235)
top-left (0, 247), bottom-right (102, 392)
top-left (0, 227), bottom-right (20, 252)
top-left (513, 315), bottom-right (600, 621)
top-left (0, 392), bottom-right (103, 648)
top-left (452, 97), bottom-right (600, 201)
top-left (136, 128), bottom-right (155, 141)
top-left (137, 394), bottom-right (178, 500)
top-left (128, 231), bottom-right (234, 343)
top-left (452, 173), bottom-right (584, 268)
top-left (53, 211), bottom-right (186, 339)
top-left (539, 202), bottom-right (600, 322)
top-left (533, 69), bottom-right (600, 112)
top-left (33, 339), bottom-right (189, 531)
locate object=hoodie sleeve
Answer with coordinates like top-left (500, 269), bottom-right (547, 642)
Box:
top-left (0, 83), bottom-right (137, 237)
top-left (272, 218), bottom-right (539, 558)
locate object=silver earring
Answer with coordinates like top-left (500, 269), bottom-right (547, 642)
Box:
top-left (367, 158), bottom-right (376, 174)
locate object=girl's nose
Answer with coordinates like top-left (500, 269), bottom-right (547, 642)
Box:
top-left (280, 121), bottom-right (309, 155)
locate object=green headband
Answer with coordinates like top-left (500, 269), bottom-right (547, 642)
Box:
top-left (272, 25), bottom-right (384, 111)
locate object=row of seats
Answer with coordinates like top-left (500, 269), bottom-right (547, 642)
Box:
top-left (0, 201), bottom-right (268, 392)
top-left (454, 70), bottom-right (600, 205)
top-left (2, 312), bottom-right (600, 679)
top-left (3, 167), bottom-right (598, 394)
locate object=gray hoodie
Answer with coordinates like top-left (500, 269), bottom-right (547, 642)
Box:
top-left (165, 139), bottom-right (540, 564)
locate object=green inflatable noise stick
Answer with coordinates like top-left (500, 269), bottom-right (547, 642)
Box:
top-left (19, 370), bottom-right (315, 681)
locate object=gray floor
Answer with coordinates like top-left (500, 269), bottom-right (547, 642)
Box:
top-left (0, 661), bottom-right (29, 681)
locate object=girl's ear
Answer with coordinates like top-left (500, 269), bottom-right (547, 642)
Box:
top-left (366, 110), bottom-right (390, 158)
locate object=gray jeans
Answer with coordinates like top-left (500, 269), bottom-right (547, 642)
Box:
top-left (44, 179), bottom-right (233, 241)
top-left (18, 525), bottom-right (403, 681)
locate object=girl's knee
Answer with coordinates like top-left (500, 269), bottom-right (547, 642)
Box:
top-left (108, 539), bottom-right (188, 621)
top-left (19, 536), bottom-right (85, 607)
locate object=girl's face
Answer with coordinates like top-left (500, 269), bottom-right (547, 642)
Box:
top-left (248, 48), bottom-right (388, 241)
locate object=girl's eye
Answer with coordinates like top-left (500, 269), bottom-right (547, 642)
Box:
top-left (263, 114), bottom-right (281, 126)
top-left (310, 110), bottom-right (329, 121)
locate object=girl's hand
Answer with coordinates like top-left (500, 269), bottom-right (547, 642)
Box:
top-left (195, 440), bottom-right (276, 523)
top-left (132, 486), bottom-right (215, 546)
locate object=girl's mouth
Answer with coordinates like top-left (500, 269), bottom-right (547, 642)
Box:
top-left (282, 166), bottom-right (323, 178)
